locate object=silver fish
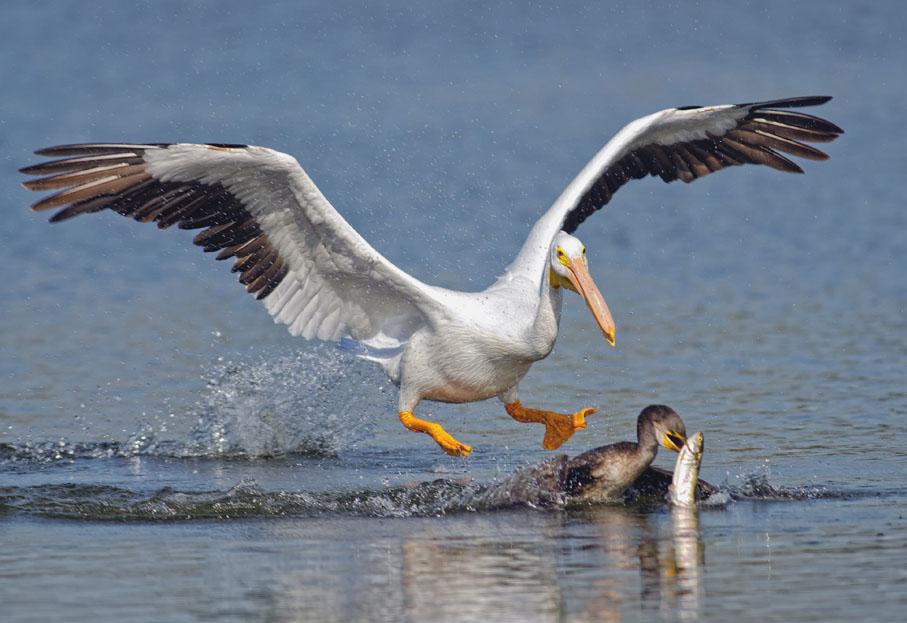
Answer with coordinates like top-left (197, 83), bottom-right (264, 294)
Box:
top-left (669, 431), bottom-right (704, 507)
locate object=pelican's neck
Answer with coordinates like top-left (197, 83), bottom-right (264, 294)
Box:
top-left (526, 270), bottom-right (563, 358)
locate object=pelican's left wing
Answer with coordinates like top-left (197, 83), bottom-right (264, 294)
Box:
top-left (21, 143), bottom-right (440, 344)
top-left (509, 96), bottom-right (842, 279)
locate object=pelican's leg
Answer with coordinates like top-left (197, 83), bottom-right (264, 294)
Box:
top-left (504, 400), bottom-right (596, 450)
top-left (399, 410), bottom-right (472, 458)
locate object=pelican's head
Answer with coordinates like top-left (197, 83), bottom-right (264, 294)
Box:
top-left (549, 231), bottom-right (616, 346)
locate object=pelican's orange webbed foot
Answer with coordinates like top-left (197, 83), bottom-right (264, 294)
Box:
top-left (399, 411), bottom-right (472, 457)
top-left (505, 401), bottom-right (596, 450)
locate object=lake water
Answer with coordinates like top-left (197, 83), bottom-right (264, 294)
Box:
top-left (2, 2), bottom-right (906, 622)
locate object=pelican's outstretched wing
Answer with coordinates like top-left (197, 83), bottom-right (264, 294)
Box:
top-left (509, 96), bottom-right (843, 279)
top-left (21, 143), bottom-right (440, 345)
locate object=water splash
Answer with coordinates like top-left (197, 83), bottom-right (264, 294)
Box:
top-left (0, 346), bottom-right (394, 464)
top-left (726, 473), bottom-right (843, 501)
top-left (699, 490), bottom-right (734, 507)
top-left (185, 346), bottom-right (391, 458)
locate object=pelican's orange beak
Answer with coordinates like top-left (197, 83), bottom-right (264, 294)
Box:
top-left (565, 255), bottom-right (616, 347)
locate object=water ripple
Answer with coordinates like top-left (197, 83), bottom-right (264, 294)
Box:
top-left (0, 475), bottom-right (889, 522)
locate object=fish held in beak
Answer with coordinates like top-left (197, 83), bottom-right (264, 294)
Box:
top-left (670, 431), bottom-right (704, 507)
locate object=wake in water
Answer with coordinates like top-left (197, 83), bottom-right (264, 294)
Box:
top-left (725, 473), bottom-right (846, 501)
top-left (1, 347), bottom-right (393, 464)
top-left (0, 472), bottom-right (871, 522)
top-left (0, 479), bottom-right (476, 521)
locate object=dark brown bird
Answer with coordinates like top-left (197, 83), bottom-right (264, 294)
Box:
top-left (470, 405), bottom-right (697, 508)
top-left (561, 405), bottom-right (688, 503)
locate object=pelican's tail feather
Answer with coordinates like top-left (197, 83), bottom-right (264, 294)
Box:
top-left (338, 336), bottom-right (406, 385)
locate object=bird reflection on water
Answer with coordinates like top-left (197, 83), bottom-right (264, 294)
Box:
top-left (665, 506), bottom-right (704, 622)
top-left (398, 505), bottom-right (705, 622)
top-left (66, 484), bottom-right (707, 621)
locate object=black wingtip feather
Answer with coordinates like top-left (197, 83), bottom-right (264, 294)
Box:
top-left (48, 210), bottom-right (74, 223)
top-left (754, 110), bottom-right (844, 135)
top-left (744, 96), bottom-right (833, 110)
top-left (33, 144), bottom-right (167, 157)
top-left (20, 162), bottom-right (57, 175)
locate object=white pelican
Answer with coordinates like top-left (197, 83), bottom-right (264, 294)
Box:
top-left (21, 96), bottom-right (842, 457)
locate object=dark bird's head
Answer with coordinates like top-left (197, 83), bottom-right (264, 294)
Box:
top-left (638, 404), bottom-right (687, 452)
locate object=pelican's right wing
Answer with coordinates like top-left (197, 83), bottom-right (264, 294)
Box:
top-left (508, 96), bottom-right (843, 281)
top-left (21, 143), bottom-right (440, 345)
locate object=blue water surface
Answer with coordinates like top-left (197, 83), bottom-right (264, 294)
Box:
top-left (1, 2), bottom-right (905, 622)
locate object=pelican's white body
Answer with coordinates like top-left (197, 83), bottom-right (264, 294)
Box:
top-left (392, 278), bottom-right (564, 410)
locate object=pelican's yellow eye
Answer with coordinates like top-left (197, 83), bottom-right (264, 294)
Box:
top-left (582, 246), bottom-right (586, 255)
top-left (555, 247), bottom-right (570, 266)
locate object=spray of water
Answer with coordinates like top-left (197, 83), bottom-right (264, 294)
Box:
top-left (1, 345), bottom-right (394, 463)
top-left (184, 346), bottom-right (392, 458)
